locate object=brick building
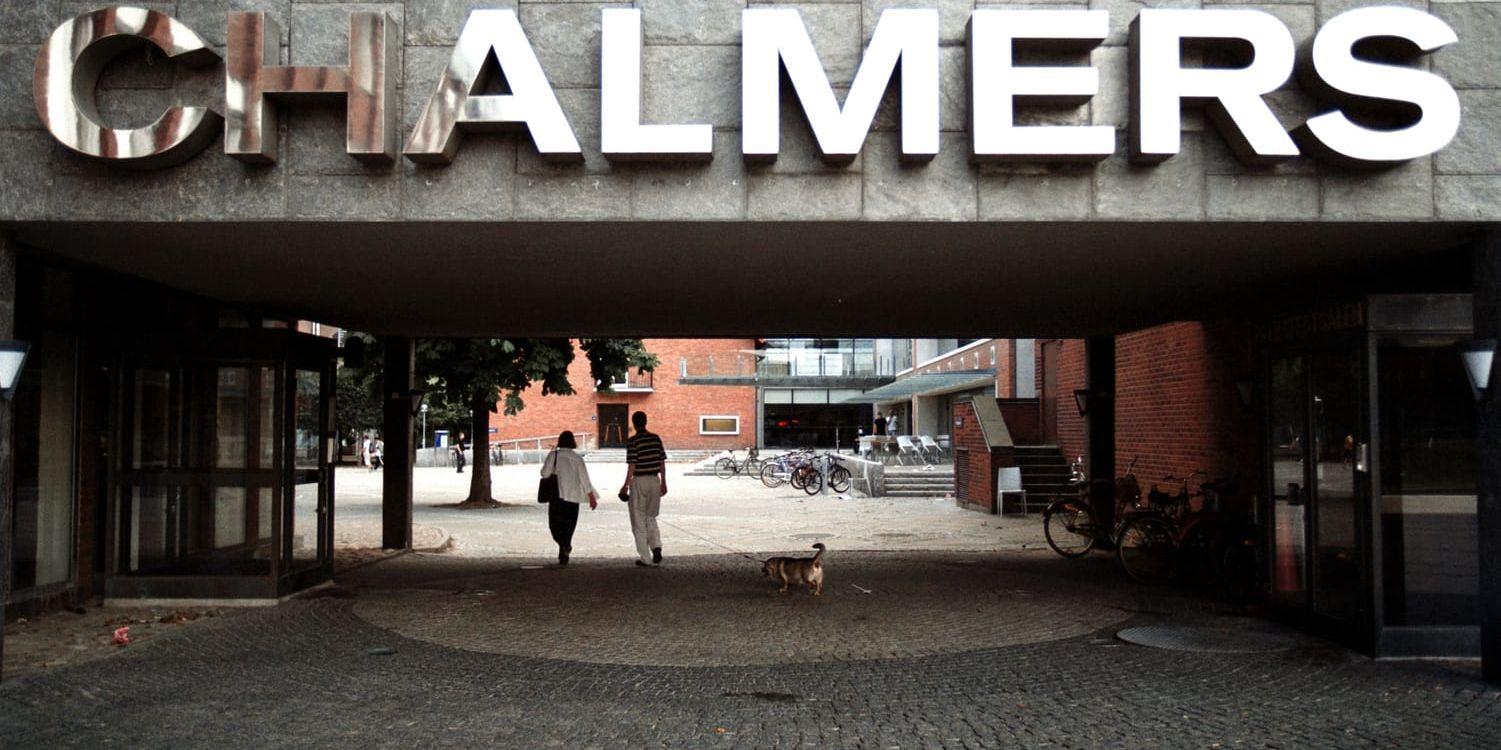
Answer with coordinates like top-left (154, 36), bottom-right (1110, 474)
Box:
top-left (491, 339), bottom-right (757, 452)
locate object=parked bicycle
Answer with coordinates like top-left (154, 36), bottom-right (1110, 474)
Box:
top-left (760, 450), bottom-right (811, 488)
top-left (714, 447), bottom-right (763, 479)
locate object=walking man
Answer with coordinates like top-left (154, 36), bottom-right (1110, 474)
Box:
top-left (620, 410), bottom-right (667, 567)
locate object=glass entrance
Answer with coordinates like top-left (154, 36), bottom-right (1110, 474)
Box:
top-left (109, 342), bottom-right (334, 599)
top-left (1264, 343), bottom-right (1368, 636)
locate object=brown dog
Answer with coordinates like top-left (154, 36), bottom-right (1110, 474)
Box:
top-left (762, 543), bottom-right (825, 595)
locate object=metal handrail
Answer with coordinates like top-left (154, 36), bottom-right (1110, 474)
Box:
top-left (492, 432), bottom-right (595, 452)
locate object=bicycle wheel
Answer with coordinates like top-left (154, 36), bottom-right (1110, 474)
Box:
top-left (790, 467), bottom-right (808, 490)
top-left (1117, 516), bottom-right (1178, 585)
top-left (1043, 500), bottom-right (1097, 559)
top-left (714, 457), bottom-right (736, 479)
top-left (828, 465), bottom-right (851, 493)
top-left (802, 469), bottom-right (824, 495)
top-left (760, 462), bottom-right (786, 488)
top-left (743, 457), bottom-right (764, 477)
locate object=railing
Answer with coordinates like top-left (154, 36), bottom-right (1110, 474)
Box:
top-left (606, 370), bottom-right (654, 390)
top-left (679, 351), bottom-right (904, 380)
top-left (493, 432), bottom-right (596, 453)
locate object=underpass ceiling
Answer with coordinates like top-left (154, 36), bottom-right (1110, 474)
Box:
top-left (12, 220), bottom-right (1478, 338)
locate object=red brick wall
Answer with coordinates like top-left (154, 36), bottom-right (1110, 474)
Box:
top-left (1035, 339), bottom-right (1088, 461)
top-left (1114, 320), bottom-right (1256, 488)
top-left (490, 339), bottom-right (757, 451)
top-left (952, 401), bottom-right (997, 511)
top-left (911, 339), bottom-right (1014, 397)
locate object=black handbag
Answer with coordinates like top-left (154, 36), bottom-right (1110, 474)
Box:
top-left (537, 450), bottom-right (560, 504)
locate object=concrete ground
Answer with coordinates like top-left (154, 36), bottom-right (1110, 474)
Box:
top-left (332, 463), bottom-right (1041, 559)
top-left (4, 465), bottom-right (1499, 747)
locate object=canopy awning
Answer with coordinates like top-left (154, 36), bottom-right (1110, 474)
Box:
top-left (838, 370), bottom-right (995, 404)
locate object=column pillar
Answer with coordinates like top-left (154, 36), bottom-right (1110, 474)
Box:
top-left (1085, 336), bottom-right (1116, 531)
top-left (1475, 232), bottom-right (1501, 684)
top-left (382, 337), bottom-right (414, 550)
top-left (0, 236), bottom-right (16, 675)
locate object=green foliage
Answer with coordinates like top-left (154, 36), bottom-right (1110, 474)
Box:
top-left (418, 338), bottom-right (657, 415)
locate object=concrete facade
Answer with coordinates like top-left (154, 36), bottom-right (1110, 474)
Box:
top-left (0, 1), bottom-right (1495, 227)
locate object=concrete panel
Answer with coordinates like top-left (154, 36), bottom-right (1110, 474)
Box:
top-left (403, 139), bottom-right (516, 220)
top-left (0, 46), bottom-right (40, 130)
top-left (751, 98), bottom-right (864, 173)
top-left (1437, 175), bottom-right (1501, 221)
top-left (288, 104), bottom-right (395, 176)
top-left (863, 132), bottom-right (978, 220)
top-left (640, 0), bottom-right (744, 45)
top-left (178, 1), bottom-right (293, 47)
top-left (1316, 0), bottom-right (1426, 25)
top-left (175, 149), bottom-right (289, 221)
top-left (748, 173), bottom-right (864, 220)
top-left (515, 173), bottom-right (635, 219)
top-left (47, 171), bottom-right (184, 221)
top-left (978, 166), bottom-right (1093, 220)
top-left (0, 1), bottom-right (59, 45)
top-left (643, 44), bottom-right (741, 128)
top-left (290, 3), bottom-right (404, 66)
top-left (865, 0), bottom-right (973, 46)
top-left (1094, 133), bottom-right (1207, 219)
top-left (1438, 90), bottom-right (1501, 175)
top-left (632, 134), bottom-right (747, 220)
top-left (1206, 174), bottom-right (1319, 219)
top-left (520, 2), bottom-right (629, 90)
top-left (286, 173), bottom-right (401, 219)
top-left (764, 2), bottom-right (863, 85)
top-left (0, 131), bottom-right (53, 221)
top-left (1433, 4), bottom-right (1501, 89)
top-left (406, 0), bottom-right (516, 46)
top-left (1321, 157), bottom-right (1435, 220)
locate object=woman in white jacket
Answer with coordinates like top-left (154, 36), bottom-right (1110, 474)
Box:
top-left (541, 431), bottom-right (598, 565)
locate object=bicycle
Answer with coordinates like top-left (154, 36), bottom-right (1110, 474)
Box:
top-left (714, 447), bottom-right (763, 479)
top-left (760, 449), bottom-right (812, 488)
top-left (1042, 457), bottom-right (1143, 560)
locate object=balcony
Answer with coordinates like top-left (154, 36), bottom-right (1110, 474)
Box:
top-left (678, 350), bottom-right (899, 389)
top-left (604, 370), bottom-right (654, 392)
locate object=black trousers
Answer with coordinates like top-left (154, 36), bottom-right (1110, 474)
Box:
top-left (548, 499), bottom-right (579, 549)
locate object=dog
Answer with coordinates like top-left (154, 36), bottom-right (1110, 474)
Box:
top-left (761, 543), bottom-right (825, 595)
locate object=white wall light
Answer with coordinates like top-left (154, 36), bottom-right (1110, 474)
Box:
top-left (0, 341), bottom-right (30, 400)
top-left (1459, 339), bottom-right (1497, 401)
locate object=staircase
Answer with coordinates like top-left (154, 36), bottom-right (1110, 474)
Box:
top-left (1013, 445), bottom-right (1073, 512)
top-left (883, 466), bottom-right (954, 498)
top-left (583, 448), bottom-right (719, 465)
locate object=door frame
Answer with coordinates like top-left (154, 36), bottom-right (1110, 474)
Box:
top-left (1260, 331), bottom-right (1374, 653)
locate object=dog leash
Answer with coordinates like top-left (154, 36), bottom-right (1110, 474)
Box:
top-left (658, 519), bottom-right (765, 563)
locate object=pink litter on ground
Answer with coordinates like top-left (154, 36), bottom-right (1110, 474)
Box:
top-left (113, 626), bottom-right (131, 646)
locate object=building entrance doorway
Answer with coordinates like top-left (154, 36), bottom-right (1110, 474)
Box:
top-left (106, 330), bottom-right (336, 600)
top-left (598, 404), bottom-right (630, 448)
top-left (1040, 340), bottom-right (1060, 445)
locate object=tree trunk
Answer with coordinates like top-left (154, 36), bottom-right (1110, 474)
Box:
top-left (457, 394), bottom-right (501, 508)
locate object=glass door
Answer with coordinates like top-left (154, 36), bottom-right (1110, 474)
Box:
top-left (1264, 343), bottom-right (1369, 639)
top-left (284, 364), bottom-right (333, 590)
top-left (1268, 355), bottom-right (1308, 607)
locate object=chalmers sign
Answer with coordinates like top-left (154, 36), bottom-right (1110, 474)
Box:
top-left (34, 5), bottom-right (1460, 171)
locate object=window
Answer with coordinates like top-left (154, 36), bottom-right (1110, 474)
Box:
top-left (699, 416), bottom-right (740, 435)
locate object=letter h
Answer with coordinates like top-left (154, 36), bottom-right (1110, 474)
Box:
top-left (225, 12), bottom-right (399, 165)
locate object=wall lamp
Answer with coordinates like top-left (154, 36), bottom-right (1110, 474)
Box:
top-left (1459, 339), bottom-right (1496, 401)
top-left (0, 340), bottom-right (31, 400)
top-left (1073, 388), bottom-right (1109, 417)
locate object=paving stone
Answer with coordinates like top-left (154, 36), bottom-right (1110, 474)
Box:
top-left (1, 551), bottom-right (1498, 749)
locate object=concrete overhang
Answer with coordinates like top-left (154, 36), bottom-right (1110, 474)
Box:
top-left (10, 220), bottom-right (1477, 338)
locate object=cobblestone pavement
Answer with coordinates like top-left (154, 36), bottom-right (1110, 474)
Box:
top-left (333, 465), bottom-right (1042, 558)
top-left (4, 551), bottom-right (1499, 748)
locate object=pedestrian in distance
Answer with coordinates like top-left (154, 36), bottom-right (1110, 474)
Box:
top-left (362, 433), bottom-right (374, 471)
top-left (887, 412), bottom-right (900, 436)
top-left (540, 431), bottom-right (599, 565)
top-left (454, 432), bottom-right (468, 473)
top-left (371, 436), bottom-right (384, 471)
top-left (619, 411), bottom-right (667, 567)
top-left (873, 411), bottom-right (888, 436)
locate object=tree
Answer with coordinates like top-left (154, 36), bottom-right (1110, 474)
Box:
top-left (419, 338), bottom-right (657, 508)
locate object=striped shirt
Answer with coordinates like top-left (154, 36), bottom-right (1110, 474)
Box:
top-left (626, 430), bottom-right (666, 475)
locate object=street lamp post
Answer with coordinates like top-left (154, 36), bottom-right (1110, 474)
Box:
top-left (420, 402), bottom-right (429, 449)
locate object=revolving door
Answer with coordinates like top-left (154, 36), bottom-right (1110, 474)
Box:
top-left (105, 330), bottom-right (336, 600)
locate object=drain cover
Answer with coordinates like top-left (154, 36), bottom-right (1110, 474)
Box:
top-left (1115, 625), bottom-right (1296, 654)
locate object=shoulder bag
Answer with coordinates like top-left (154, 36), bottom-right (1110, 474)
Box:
top-left (537, 449), bottom-right (561, 504)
